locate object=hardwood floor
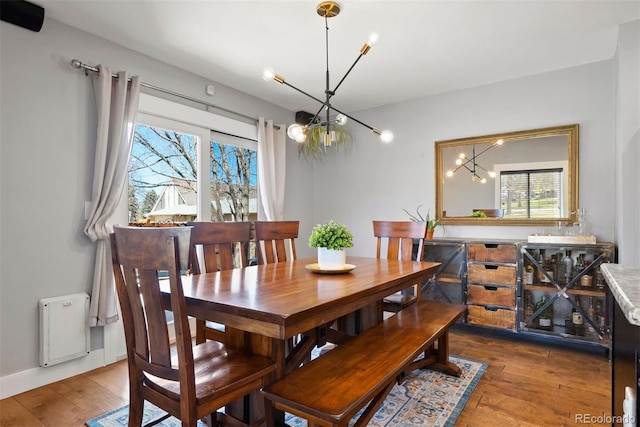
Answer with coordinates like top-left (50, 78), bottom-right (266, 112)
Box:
top-left (1, 326), bottom-right (611, 427)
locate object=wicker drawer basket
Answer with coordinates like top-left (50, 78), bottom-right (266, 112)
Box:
top-left (467, 284), bottom-right (516, 307)
top-left (468, 243), bottom-right (517, 263)
top-left (467, 304), bottom-right (516, 329)
top-left (467, 264), bottom-right (516, 285)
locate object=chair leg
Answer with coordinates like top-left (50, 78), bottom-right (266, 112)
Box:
top-left (128, 385), bottom-right (144, 427)
top-left (195, 319), bottom-right (206, 344)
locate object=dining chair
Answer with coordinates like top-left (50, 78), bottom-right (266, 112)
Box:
top-left (110, 226), bottom-right (276, 427)
top-left (253, 220), bottom-right (299, 264)
top-left (186, 221), bottom-right (252, 344)
top-left (373, 220), bottom-right (428, 313)
top-left (253, 220), bottom-right (301, 350)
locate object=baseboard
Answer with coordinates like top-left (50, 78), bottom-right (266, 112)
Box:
top-left (0, 318), bottom-right (197, 399)
top-left (0, 349), bottom-right (106, 399)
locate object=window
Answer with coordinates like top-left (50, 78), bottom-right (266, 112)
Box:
top-left (127, 94), bottom-right (258, 225)
top-left (499, 168), bottom-right (564, 218)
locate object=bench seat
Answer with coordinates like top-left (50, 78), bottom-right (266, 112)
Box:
top-left (261, 301), bottom-right (466, 427)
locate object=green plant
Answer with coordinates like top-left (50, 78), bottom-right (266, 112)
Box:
top-left (470, 211), bottom-right (487, 218)
top-left (403, 205), bottom-right (442, 231)
top-left (309, 220), bottom-right (354, 250)
top-left (298, 126), bottom-right (350, 160)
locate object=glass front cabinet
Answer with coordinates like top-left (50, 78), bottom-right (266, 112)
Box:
top-left (422, 239), bottom-right (615, 350)
top-left (519, 242), bottom-right (614, 348)
top-left (421, 239), bottom-right (466, 307)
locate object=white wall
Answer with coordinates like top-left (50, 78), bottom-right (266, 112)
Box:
top-left (614, 19), bottom-right (640, 265)
top-left (309, 60), bottom-right (617, 258)
top-left (0, 17), bottom-right (307, 397)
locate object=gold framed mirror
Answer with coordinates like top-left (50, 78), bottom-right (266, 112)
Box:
top-left (435, 124), bottom-right (579, 226)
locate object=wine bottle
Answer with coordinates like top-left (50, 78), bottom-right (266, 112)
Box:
top-left (524, 291), bottom-right (534, 323)
top-left (536, 295), bottom-right (553, 331)
top-left (525, 264), bottom-right (534, 285)
top-left (562, 250), bottom-right (573, 285)
top-left (586, 297), bottom-right (596, 337)
top-left (572, 298), bottom-right (584, 336)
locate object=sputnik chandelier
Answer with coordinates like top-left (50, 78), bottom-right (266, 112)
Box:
top-left (262, 1), bottom-right (393, 147)
top-left (446, 139), bottom-right (504, 183)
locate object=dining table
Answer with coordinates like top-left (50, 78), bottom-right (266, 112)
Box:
top-left (161, 256), bottom-right (441, 425)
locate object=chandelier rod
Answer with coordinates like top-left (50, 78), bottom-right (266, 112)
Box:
top-left (324, 14), bottom-right (331, 135)
top-left (310, 19), bottom-right (369, 128)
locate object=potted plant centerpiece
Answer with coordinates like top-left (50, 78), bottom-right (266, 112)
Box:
top-left (309, 220), bottom-right (354, 270)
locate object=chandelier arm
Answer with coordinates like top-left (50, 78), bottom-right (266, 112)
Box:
top-left (283, 78), bottom-right (380, 133)
top-left (472, 143), bottom-right (499, 159)
top-left (328, 107), bottom-right (375, 132)
top-left (331, 52), bottom-right (365, 96)
top-left (281, 81), bottom-right (330, 109)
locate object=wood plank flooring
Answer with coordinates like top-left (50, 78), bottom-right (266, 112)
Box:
top-left (0, 326), bottom-right (611, 427)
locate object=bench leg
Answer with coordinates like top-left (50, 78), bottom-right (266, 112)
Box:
top-left (351, 381), bottom-right (395, 427)
top-left (406, 331), bottom-right (462, 377)
top-left (428, 332), bottom-right (462, 377)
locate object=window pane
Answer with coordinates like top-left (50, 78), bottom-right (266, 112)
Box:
top-left (500, 169), bottom-right (563, 218)
top-left (209, 141), bottom-right (257, 222)
top-left (128, 124), bottom-right (198, 225)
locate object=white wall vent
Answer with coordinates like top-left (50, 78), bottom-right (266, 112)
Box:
top-left (39, 293), bottom-right (90, 367)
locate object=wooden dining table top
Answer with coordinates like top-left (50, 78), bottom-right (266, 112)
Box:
top-left (161, 256), bottom-right (440, 340)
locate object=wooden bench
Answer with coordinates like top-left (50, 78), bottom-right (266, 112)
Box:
top-left (261, 301), bottom-right (466, 427)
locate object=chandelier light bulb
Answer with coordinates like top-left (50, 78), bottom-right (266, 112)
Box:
top-left (367, 33), bottom-right (379, 46)
top-left (335, 114), bottom-right (348, 126)
top-left (287, 123), bottom-right (307, 143)
top-left (480, 177), bottom-right (487, 183)
top-left (488, 170), bottom-right (497, 178)
top-left (446, 170), bottom-right (454, 177)
top-left (496, 139), bottom-right (504, 145)
top-left (455, 158), bottom-right (463, 166)
top-left (262, 67), bottom-right (275, 82)
top-left (380, 130), bottom-right (394, 143)
top-left (458, 153), bottom-right (466, 159)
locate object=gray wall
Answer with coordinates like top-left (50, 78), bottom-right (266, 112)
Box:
top-left (309, 60), bottom-right (617, 257)
top-left (0, 18), bottom-right (309, 386)
top-left (614, 19), bottom-right (640, 265)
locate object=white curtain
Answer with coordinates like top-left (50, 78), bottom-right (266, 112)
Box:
top-left (257, 118), bottom-right (286, 220)
top-left (84, 66), bottom-right (140, 327)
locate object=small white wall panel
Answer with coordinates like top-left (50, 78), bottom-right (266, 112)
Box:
top-left (39, 293), bottom-right (90, 367)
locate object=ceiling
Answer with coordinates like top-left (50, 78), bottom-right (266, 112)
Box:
top-left (41, 0), bottom-right (639, 114)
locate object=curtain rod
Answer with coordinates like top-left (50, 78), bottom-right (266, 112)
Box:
top-left (70, 59), bottom-right (276, 127)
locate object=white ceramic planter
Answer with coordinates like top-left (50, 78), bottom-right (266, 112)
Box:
top-left (317, 247), bottom-right (346, 270)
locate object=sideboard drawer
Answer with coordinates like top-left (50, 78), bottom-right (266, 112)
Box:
top-left (467, 284), bottom-right (516, 307)
top-left (468, 264), bottom-right (516, 285)
top-left (467, 304), bottom-right (516, 329)
top-left (468, 243), bottom-right (517, 263)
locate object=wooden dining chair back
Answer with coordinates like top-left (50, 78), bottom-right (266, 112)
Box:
top-left (111, 226), bottom-right (276, 427)
top-left (186, 221), bottom-right (252, 344)
top-left (373, 221), bottom-right (428, 312)
top-left (254, 220), bottom-right (299, 264)
top-left (187, 221), bottom-right (252, 274)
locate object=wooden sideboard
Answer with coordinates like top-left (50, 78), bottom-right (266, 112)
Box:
top-left (422, 238), bottom-right (615, 350)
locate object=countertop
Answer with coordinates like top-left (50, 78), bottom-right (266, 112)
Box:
top-left (602, 263), bottom-right (640, 326)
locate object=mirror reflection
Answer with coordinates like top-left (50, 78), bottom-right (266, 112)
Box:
top-left (436, 124), bottom-right (579, 226)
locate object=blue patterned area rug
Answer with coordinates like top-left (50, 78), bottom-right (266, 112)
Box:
top-left (86, 355), bottom-right (486, 427)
